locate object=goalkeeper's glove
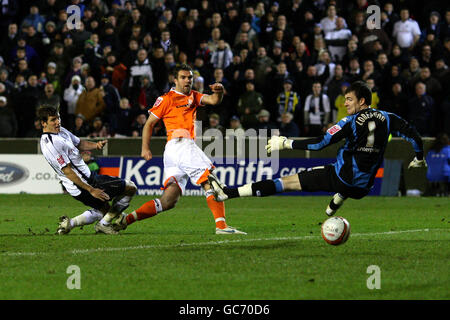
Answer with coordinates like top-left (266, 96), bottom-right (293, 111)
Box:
top-left (265, 136), bottom-right (293, 154)
top-left (408, 157), bottom-right (427, 169)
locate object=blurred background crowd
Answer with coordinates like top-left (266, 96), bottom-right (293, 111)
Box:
top-left (0, 0), bottom-right (449, 140)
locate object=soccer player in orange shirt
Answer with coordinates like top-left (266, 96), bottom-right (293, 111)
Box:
top-left (114, 64), bottom-right (246, 234)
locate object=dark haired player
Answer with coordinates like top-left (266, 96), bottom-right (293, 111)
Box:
top-left (38, 105), bottom-right (137, 234)
top-left (113, 64), bottom-right (246, 234)
top-left (209, 81), bottom-right (427, 216)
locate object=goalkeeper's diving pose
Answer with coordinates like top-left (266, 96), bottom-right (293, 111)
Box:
top-left (209, 81), bottom-right (427, 216)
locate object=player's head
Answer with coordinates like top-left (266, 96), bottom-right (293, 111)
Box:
top-left (173, 64), bottom-right (193, 94)
top-left (37, 105), bottom-right (60, 133)
top-left (344, 81), bottom-right (372, 115)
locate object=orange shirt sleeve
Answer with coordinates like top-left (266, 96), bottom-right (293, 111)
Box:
top-left (148, 96), bottom-right (168, 119)
top-left (193, 91), bottom-right (206, 107)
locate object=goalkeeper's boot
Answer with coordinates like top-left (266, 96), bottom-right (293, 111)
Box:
top-left (112, 213), bottom-right (128, 231)
top-left (207, 173), bottom-right (229, 202)
top-left (95, 221), bottom-right (119, 234)
top-left (325, 193), bottom-right (346, 216)
top-left (57, 215), bottom-right (72, 235)
top-left (216, 226), bottom-right (247, 235)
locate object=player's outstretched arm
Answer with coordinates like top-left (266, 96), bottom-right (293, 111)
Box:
top-left (78, 140), bottom-right (107, 151)
top-left (141, 113), bottom-right (159, 161)
top-left (388, 113), bottom-right (426, 168)
top-left (266, 120), bottom-right (350, 154)
top-left (201, 83), bottom-right (224, 105)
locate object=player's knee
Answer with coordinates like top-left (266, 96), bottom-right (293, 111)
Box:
top-left (100, 202), bottom-right (111, 214)
top-left (160, 197), bottom-right (178, 211)
top-left (125, 180), bottom-right (138, 195)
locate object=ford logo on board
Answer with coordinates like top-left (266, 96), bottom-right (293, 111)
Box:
top-left (0, 162), bottom-right (30, 187)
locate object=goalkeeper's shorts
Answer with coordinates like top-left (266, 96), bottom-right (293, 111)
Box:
top-left (298, 165), bottom-right (369, 199)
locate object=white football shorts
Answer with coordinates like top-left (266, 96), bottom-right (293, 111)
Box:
top-left (162, 138), bottom-right (214, 194)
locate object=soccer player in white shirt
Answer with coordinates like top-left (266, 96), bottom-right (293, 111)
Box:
top-left (38, 106), bottom-right (137, 234)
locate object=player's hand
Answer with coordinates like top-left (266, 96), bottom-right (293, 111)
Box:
top-left (90, 188), bottom-right (110, 201)
top-left (96, 140), bottom-right (107, 150)
top-left (141, 148), bottom-right (152, 161)
top-left (209, 83), bottom-right (224, 93)
top-left (265, 136), bottom-right (293, 154)
top-left (408, 157), bottom-right (427, 169)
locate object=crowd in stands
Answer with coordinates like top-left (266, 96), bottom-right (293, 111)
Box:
top-left (0, 0), bottom-right (449, 140)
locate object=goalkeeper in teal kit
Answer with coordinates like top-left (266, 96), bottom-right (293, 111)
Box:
top-left (209, 81), bottom-right (428, 216)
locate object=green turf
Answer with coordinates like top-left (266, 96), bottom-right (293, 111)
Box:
top-left (0, 194), bottom-right (448, 300)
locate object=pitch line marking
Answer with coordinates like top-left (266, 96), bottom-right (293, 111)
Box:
top-left (3, 228), bottom-right (447, 257)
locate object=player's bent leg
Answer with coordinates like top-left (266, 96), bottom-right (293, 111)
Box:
top-left (57, 209), bottom-right (104, 235)
top-left (99, 180), bottom-right (138, 228)
top-left (326, 193), bottom-right (347, 216)
top-left (114, 183), bottom-right (180, 231)
top-left (203, 181), bottom-right (247, 235)
top-left (94, 202), bottom-right (119, 234)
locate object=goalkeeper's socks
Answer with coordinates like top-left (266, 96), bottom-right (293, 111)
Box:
top-left (126, 199), bottom-right (163, 225)
top-left (233, 179), bottom-right (284, 198)
top-left (326, 193), bottom-right (346, 216)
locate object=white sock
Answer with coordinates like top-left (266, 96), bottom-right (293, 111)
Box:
top-left (99, 213), bottom-right (117, 226)
top-left (237, 184), bottom-right (253, 197)
top-left (70, 209), bottom-right (103, 227)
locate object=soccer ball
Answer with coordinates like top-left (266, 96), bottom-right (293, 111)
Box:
top-left (321, 216), bottom-right (351, 245)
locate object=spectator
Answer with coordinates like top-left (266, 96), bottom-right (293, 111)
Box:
top-left (63, 75), bottom-right (84, 125)
top-left (253, 46), bottom-right (275, 91)
top-left (279, 112), bottom-right (300, 137)
top-left (128, 48), bottom-right (154, 102)
top-left (115, 97), bottom-right (134, 137)
top-left (392, 8), bottom-right (421, 50)
top-left (72, 113), bottom-right (90, 137)
top-left (380, 82), bottom-right (409, 119)
top-left (226, 115), bottom-right (245, 137)
top-left (131, 112), bottom-right (148, 137)
top-left (210, 39), bottom-right (233, 69)
top-left (38, 83), bottom-right (60, 109)
top-left (303, 81), bottom-right (331, 136)
top-left (64, 56), bottom-right (83, 88)
top-left (326, 64), bottom-right (347, 111)
top-left (0, 96), bottom-right (17, 137)
top-left (275, 79), bottom-right (301, 124)
top-left (324, 17), bottom-right (352, 63)
top-left (21, 5), bottom-right (46, 33)
top-left (424, 133), bottom-right (450, 196)
top-left (25, 118), bottom-right (42, 137)
top-left (334, 81), bottom-right (351, 122)
top-left (255, 109), bottom-right (278, 135)
top-left (237, 80), bottom-right (264, 129)
top-left (75, 76), bottom-right (106, 122)
top-left (407, 82), bottom-right (434, 136)
top-left (88, 117), bottom-right (110, 138)
top-left (204, 113), bottom-right (225, 136)
top-left (412, 67), bottom-right (443, 101)
top-left (45, 62), bottom-right (62, 94)
top-left (100, 73), bottom-right (121, 134)
top-left (401, 56), bottom-right (421, 83)
top-left (365, 78), bottom-right (380, 109)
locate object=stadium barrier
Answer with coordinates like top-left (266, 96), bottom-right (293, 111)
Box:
top-left (0, 137), bottom-right (430, 194)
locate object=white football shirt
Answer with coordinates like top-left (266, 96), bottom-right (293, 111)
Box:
top-left (40, 127), bottom-right (92, 196)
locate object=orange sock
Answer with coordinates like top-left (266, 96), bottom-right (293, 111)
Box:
top-left (126, 199), bottom-right (162, 225)
top-left (206, 195), bottom-right (227, 229)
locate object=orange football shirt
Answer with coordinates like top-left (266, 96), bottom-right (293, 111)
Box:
top-left (149, 88), bottom-right (205, 141)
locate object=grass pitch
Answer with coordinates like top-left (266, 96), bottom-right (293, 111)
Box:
top-left (0, 194), bottom-right (448, 300)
